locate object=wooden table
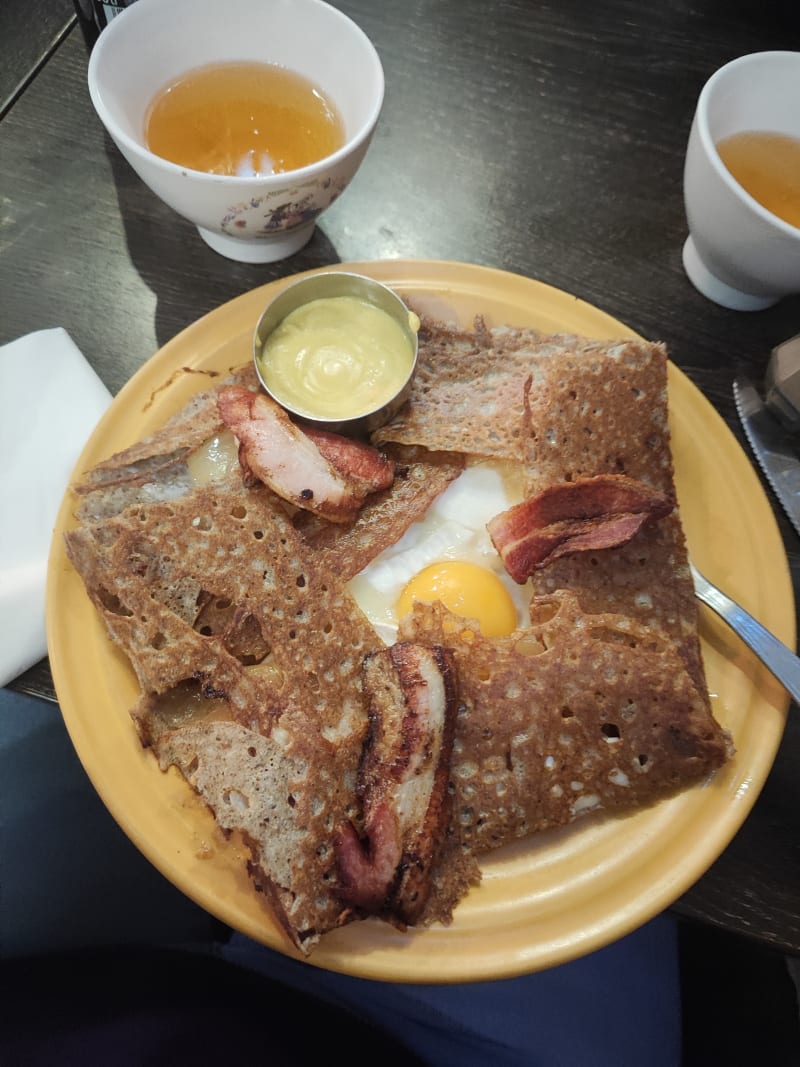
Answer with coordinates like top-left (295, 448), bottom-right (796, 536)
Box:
top-left (3, 0), bottom-right (800, 956)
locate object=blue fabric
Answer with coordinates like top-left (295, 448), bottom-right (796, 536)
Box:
top-left (1, 686), bottom-right (682, 1065)
top-left (220, 918), bottom-right (681, 1067)
top-left (0, 688), bottom-right (216, 956)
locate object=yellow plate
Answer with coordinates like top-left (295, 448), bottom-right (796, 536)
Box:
top-left (47, 260), bottom-right (794, 983)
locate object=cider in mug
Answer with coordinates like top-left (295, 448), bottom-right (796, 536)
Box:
top-left (716, 131), bottom-right (800, 230)
top-left (144, 61), bottom-right (345, 178)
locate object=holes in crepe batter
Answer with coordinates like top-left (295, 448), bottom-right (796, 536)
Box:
top-left (601, 722), bottom-right (621, 740)
top-left (194, 515), bottom-right (213, 532)
top-left (637, 753), bottom-right (649, 768)
top-left (247, 746), bottom-right (257, 758)
top-left (515, 633), bottom-right (546, 656)
top-left (96, 586), bottom-right (133, 617)
top-left (621, 699), bottom-right (637, 723)
top-left (150, 632), bottom-right (167, 651)
top-left (561, 706), bottom-right (574, 719)
top-left (589, 626), bottom-right (640, 649)
top-left (253, 529), bottom-right (264, 540)
top-left (193, 592), bottom-right (270, 665)
top-left (223, 788), bottom-right (250, 812)
top-left (230, 505), bottom-right (247, 519)
top-left (151, 680), bottom-right (231, 729)
top-left (528, 598), bottom-right (559, 627)
top-left (297, 575), bottom-right (307, 589)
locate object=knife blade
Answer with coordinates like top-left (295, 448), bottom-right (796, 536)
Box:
top-left (733, 376), bottom-right (800, 539)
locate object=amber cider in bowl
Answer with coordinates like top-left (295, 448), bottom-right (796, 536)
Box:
top-left (145, 61), bottom-right (345, 178)
top-left (715, 131), bottom-right (800, 231)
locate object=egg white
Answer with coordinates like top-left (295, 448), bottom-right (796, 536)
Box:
top-left (348, 460), bottom-right (531, 644)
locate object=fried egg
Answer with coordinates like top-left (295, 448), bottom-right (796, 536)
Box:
top-left (348, 460), bottom-right (531, 644)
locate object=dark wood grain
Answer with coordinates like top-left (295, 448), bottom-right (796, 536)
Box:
top-left (2, 0), bottom-right (800, 954)
top-left (0, 0), bottom-right (75, 115)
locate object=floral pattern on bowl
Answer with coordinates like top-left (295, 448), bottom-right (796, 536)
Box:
top-left (221, 176), bottom-right (348, 238)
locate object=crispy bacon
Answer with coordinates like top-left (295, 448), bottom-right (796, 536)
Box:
top-left (487, 474), bottom-right (674, 583)
top-left (335, 643), bottom-right (458, 924)
top-left (217, 386), bottom-right (394, 523)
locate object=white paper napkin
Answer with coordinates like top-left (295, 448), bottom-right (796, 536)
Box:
top-left (0, 329), bottom-right (112, 687)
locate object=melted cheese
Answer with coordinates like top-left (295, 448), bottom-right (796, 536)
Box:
top-left (187, 430), bottom-right (240, 487)
top-left (152, 683), bottom-right (231, 729)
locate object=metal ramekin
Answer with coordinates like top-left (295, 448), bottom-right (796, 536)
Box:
top-left (252, 271), bottom-right (419, 436)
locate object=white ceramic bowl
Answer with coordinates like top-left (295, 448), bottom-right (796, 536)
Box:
top-left (87, 0), bottom-right (384, 263)
top-left (682, 51), bottom-right (800, 311)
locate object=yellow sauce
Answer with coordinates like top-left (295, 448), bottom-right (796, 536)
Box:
top-left (257, 296), bottom-right (417, 420)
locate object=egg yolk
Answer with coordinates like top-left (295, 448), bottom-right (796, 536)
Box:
top-left (396, 561), bottom-right (518, 637)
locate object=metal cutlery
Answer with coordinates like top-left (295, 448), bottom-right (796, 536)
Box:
top-left (764, 333), bottom-right (800, 433)
top-left (733, 334), bottom-right (800, 539)
top-left (690, 560), bottom-right (800, 706)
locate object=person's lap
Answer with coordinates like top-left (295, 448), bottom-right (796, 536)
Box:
top-left (221, 919), bottom-right (681, 1067)
top-left (1, 688), bottom-right (682, 1066)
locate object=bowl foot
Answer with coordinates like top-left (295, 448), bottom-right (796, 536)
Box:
top-left (682, 236), bottom-right (779, 312)
top-left (197, 222), bottom-right (316, 263)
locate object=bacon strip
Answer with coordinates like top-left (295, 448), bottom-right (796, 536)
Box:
top-left (487, 474), bottom-right (674, 583)
top-left (335, 643), bottom-right (458, 924)
top-left (217, 386), bottom-right (394, 523)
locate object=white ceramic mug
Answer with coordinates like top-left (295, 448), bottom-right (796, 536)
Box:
top-left (682, 51), bottom-right (800, 311)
